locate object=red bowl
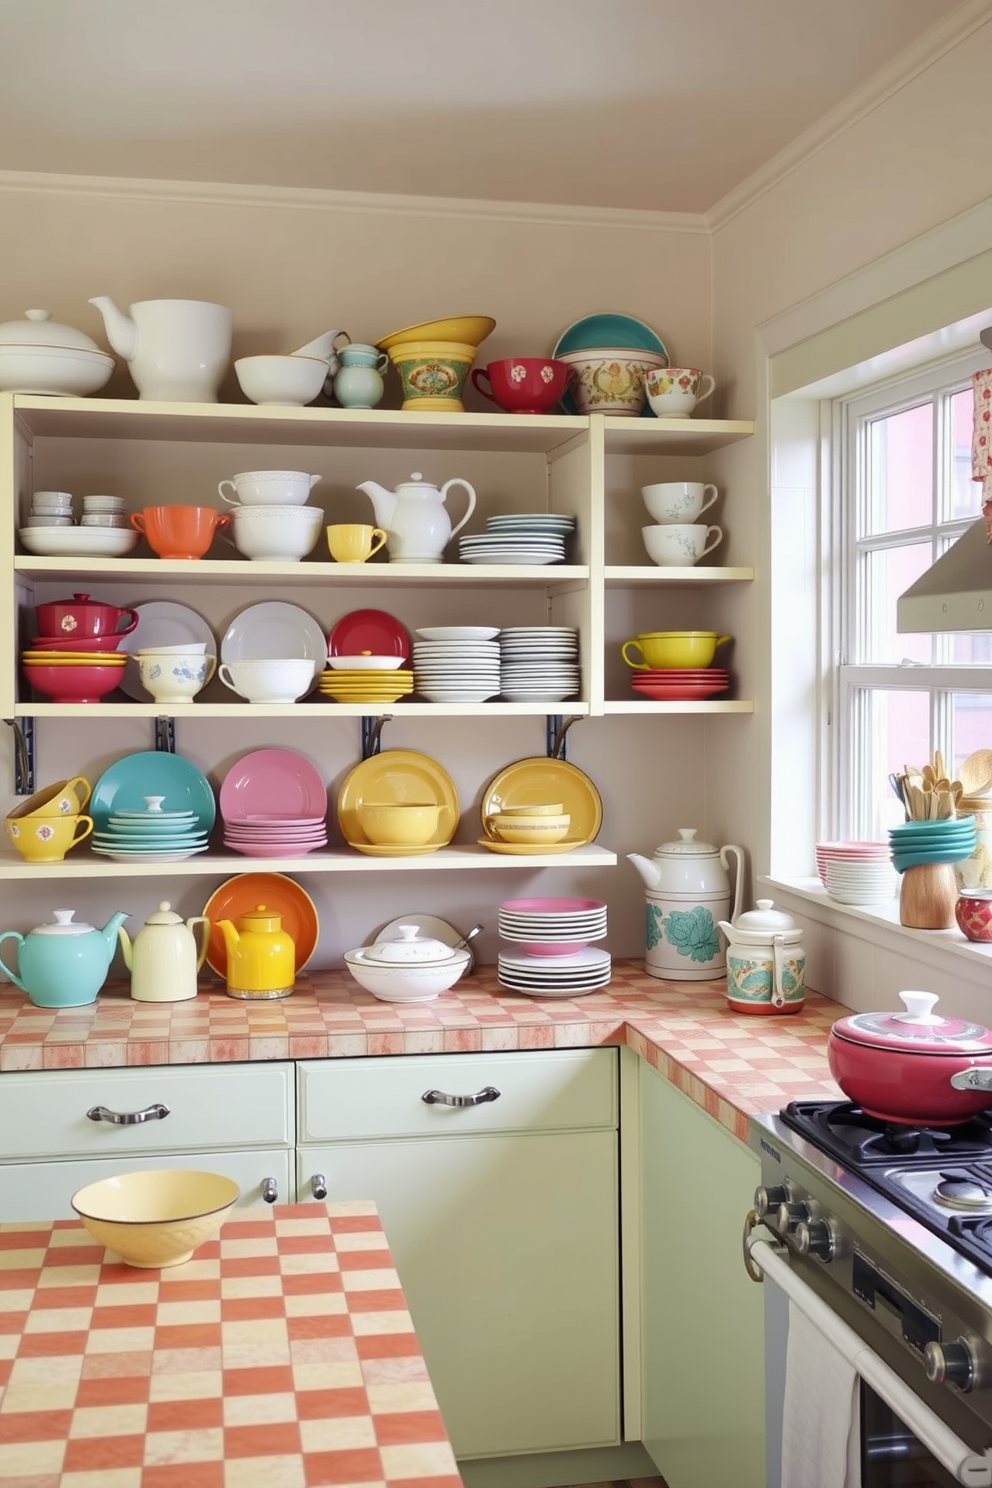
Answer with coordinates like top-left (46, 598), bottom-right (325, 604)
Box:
top-left (29, 632), bottom-right (126, 653)
top-left (22, 660), bottom-right (126, 704)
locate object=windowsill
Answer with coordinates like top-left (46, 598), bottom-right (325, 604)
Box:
top-left (762, 874), bottom-right (992, 978)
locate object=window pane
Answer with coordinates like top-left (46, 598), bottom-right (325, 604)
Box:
top-left (863, 545), bottom-right (933, 663)
top-left (949, 633), bottom-right (992, 664)
top-left (951, 388), bottom-right (979, 520)
top-left (866, 403), bottom-right (932, 535)
top-left (952, 694), bottom-right (992, 775)
top-left (868, 690), bottom-right (930, 839)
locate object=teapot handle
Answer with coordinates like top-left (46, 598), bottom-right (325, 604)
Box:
top-left (0, 931), bottom-right (26, 992)
top-left (187, 916), bottom-right (211, 973)
top-left (440, 478), bottom-right (476, 540)
top-left (720, 843), bottom-right (745, 922)
top-left (771, 935), bottom-right (786, 1007)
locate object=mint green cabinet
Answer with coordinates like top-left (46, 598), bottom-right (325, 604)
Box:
top-left (296, 1049), bottom-right (621, 1461)
top-left (638, 1061), bottom-right (764, 1488)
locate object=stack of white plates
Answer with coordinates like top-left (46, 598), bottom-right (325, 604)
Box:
top-left (497, 947), bottom-right (612, 996)
top-left (823, 858), bottom-right (898, 905)
top-left (413, 628), bottom-right (502, 703)
top-left (92, 798), bottom-right (210, 863)
top-left (497, 896), bottom-right (610, 995)
top-left (486, 513), bottom-right (576, 542)
top-left (498, 627), bottom-right (580, 702)
top-left (458, 517), bottom-right (568, 565)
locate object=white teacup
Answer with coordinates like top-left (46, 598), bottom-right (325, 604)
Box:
top-left (218, 470), bottom-right (322, 507)
top-left (641, 481), bottom-right (718, 525)
top-left (138, 652), bottom-right (216, 702)
top-left (218, 657), bottom-right (317, 704)
top-left (644, 367), bottom-right (716, 418)
top-left (642, 523), bottom-right (723, 567)
top-left (228, 503), bottom-right (324, 562)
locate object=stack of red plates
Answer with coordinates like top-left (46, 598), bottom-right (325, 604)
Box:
top-left (630, 668), bottom-right (730, 701)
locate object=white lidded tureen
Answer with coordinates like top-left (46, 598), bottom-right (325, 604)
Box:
top-left (344, 924), bottom-right (470, 1003)
top-left (0, 309), bottom-right (115, 396)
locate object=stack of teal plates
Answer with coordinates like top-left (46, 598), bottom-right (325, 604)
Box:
top-left (889, 817), bottom-right (976, 875)
top-left (92, 795), bottom-right (211, 863)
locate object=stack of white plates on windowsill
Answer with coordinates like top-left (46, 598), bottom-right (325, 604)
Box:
top-left (498, 626), bottom-right (580, 702)
top-left (458, 513), bottom-right (574, 566)
top-left (412, 629), bottom-right (502, 703)
top-left (823, 857), bottom-right (899, 906)
top-left (496, 896), bottom-right (610, 996)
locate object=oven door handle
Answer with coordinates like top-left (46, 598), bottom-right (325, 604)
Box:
top-left (747, 1237), bottom-right (992, 1488)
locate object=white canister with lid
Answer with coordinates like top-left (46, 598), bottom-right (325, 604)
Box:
top-left (718, 899), bottom-right (805, 1015)
top-left (627, 828), bottom-right (745, 981)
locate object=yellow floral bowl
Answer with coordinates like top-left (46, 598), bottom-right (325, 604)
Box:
top-left (385, 340), bottom-right (478, 413)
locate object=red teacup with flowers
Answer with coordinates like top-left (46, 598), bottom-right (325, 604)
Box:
top-left (471, 357), bottom-right (570, 415)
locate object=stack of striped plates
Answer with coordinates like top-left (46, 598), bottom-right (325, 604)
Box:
top-left (497, 897), bottom-right (610, 997)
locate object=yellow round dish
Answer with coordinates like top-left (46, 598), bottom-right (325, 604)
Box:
top-left (480, 758), bottom-right (602, 844)
top-left (476, 837), bottom-right (586, 855)
top-left (377, 316), bottom-right (496, 351)
top-left (337, 749), bottom-right (459, 847)
top-left (346, 840), bottom-right (445, 857)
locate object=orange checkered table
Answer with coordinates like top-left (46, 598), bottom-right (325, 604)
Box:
top-left (0, 1201), bottom-right (463, 1488)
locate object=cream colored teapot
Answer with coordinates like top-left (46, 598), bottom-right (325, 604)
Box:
top-left (118, 902), bottom-right (210, 1003)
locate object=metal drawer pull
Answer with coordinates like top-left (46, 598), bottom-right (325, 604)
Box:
top-left (311, 1173), bottom-right (328, 1200)
top-left (260, 1178), bottom-right (278, 1204)
top-left (422, 1085), bottom-right (501, 1108)
top-left (86, 1102), bottom-right (170, 1125)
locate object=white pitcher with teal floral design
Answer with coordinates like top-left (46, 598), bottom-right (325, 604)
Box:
top-left (627, 828), bottom-right (744, 981)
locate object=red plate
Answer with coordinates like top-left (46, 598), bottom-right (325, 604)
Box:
top-left (633, 668), bottom-right (728, 679)
top-left (328, 609), bottom-right (412, 662)
top-left (631, 683), bottom-right (729, 700)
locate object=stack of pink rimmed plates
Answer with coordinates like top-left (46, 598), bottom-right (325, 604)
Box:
top-left (815, 839), bottom-right (890, 886)
top-left (497, 897), bottom-right (610, 996)
top-left (219, 747), bottom-right (328, 857)
top-left (630, 668), bottom-right (729, 701)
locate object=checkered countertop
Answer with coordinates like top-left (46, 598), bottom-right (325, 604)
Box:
top-left (0, 960), bottom-right (843, 1143)
top-left (0, 1200), bottom-right (463, 1488)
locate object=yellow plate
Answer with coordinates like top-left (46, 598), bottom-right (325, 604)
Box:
top-left (476, 837), bottom-right (589, 855)
top-left (346, 840), bottom-right (444, 857)
top-left (22, 653), bottom-right (127, 663)
top-left (480, 757), bottom-right (602, 844)
top-left (377, 316), bottom-right (496, 351)
top-left (337, 749), bottom-right (459, 847)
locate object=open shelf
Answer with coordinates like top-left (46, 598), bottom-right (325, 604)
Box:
top-left (14, 557), bottom-right (590, 588)
top-left (604, 565), bottom-right (754, 587)
top-left (12, 701), bottom-right (592, 720)
top-left (602, 700), bottom-right (754, 715)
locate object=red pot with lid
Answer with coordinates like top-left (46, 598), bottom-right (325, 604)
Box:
top-left (827, 991), bottom-right (992, 1126)
top-left (35, 592), bottom-right (138, 640)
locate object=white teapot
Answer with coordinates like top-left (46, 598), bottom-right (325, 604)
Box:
top-left (117, 902), bottom-right (210, 1003)
top-left (628, 828), bottom-right (744, 981)
top-left (356, 471), bottom-right (476, 563)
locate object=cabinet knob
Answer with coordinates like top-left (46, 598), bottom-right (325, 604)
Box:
top-left (421, 1085), bottom-right (501, 1108)
top-left (260, 1177), bottom-right (278, 1204)
top-left (311, 1173), bottom-right (328, 1200)
top-left (86, 1102), bottom-right (170, 1125)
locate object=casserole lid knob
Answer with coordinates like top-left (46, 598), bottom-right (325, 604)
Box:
top-left (832, 990), bottom-right (992, 1053)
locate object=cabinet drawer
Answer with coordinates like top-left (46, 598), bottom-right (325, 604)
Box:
top-left (0, 1063), bottom-right (294, 1160)
top-left (298, 1048), bottom-right (617, 1142)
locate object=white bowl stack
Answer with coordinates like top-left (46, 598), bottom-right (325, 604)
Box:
top-left (498, 626), bottom-right (580, 702)
top-left (497, 897), bottom-right (610, 996)
top-left (412, 626), bottom-right (501, 703)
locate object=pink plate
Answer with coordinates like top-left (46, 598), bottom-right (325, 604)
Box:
top-left (219, 748), bottom-right (327, 822)
top-left (499, 897), bottom-right (606, 914)
top-left (225, 839), bottom-right (326, 858)
top-left (328, 609), bottom-right (412, 662)
top-left (520, 941), bottom-right (589, 956)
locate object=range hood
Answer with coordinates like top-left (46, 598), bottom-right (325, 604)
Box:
top-left (897, 517), bottom-right (992, 632)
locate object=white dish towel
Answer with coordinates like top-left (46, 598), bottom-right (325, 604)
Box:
top-left (781, 1298), bottom-right (862, 1488)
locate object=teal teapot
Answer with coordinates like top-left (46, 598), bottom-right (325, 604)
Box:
top-left (0, 908), bottom-right (128, 1007)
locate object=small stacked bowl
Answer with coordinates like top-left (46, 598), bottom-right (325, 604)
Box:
top-left (218, 469), bottom-right (325, 562)
top-left (344, 924), bottom-right (471, 1002)
top-left (319, 655), bottom-right (413, 705)
top-left (92, 795), bottom-right (210, 863)
top-left (5, 774), bottom-right (93, 864)
top-left (483, 802), bottom-right (570, 847)
top-left (26, 489), bottom-right (73, 526)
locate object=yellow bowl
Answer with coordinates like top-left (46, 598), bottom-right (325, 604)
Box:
top-left (357, 802), bottom-right (441, 846)
top-left (484, 814), bottom-right (570, 845)
top-left (6, 775), bottom-right (91, 819)
top-left (497, 802), bottom-right (564, 816)
top-left (71, 1169), bottom-right (240, 1268)
top-left (621, 632), bottom-right (730, 669)
top-left (377, 316), bottom-right (496, 351)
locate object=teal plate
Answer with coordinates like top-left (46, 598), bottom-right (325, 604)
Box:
top-left (90, 751), bottom-right (216, 835)
top-left (892, 847), bottom-right (975, 871)
top-left (552, 311), bottom-right (669, 418)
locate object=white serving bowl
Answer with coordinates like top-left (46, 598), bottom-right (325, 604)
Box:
top-left (235, 354), bottom-right (329, 407)
top-left (18, 526), bottom-right (139, 557)
top-left (326, 654), bottom-right (404, 671)
top-left (343, 946), bottom-right (470, 1002)
top-left (0, 343), bottom-right (115, 397)
top-left (229, 504), bottom-right (324, 562)
top-left (218, 656), bottom-right (317, 703)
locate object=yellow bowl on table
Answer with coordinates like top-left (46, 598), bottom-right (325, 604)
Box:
top-left (71, 1169), bottom-right (240, 1268)
top-left (621, 631), bottom-right (730, 670)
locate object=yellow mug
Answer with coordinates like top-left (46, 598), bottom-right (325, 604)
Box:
top-left (5, 812), bottom-right (93, 862)
top-left (326, 524), bottom-right (388, 563)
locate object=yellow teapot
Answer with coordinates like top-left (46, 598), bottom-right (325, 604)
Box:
top-left (216, 904), bottom-right (295, 1000)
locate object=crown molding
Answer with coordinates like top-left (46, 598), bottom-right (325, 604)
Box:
top-left (705, 0), bottom-right (992, 233)
top-left (0, 168), bottom-right (708, 235)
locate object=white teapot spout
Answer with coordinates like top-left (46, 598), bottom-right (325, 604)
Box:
top-left (89, 296), bottom-right (137, 361)
top-left (627, 853), bottom-right (663, 890)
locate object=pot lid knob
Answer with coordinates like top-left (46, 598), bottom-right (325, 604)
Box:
top-left (892, 990), bottom-right (942, 1025)
top-left (657, 827), bottom-right (717, 856)
top-left (146, 901), bottom-right (182, 924)
top-left (32, 908), bottom-right (94, 935)
top-left (366, 923), bottom-right (455, 963)
top-left (734, 898), bottom-right (797, 933)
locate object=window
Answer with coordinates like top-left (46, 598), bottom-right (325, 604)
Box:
top-left (834, 350), bottom-right (992, 842)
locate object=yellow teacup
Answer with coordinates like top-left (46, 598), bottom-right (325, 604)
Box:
top-left (6, 775), bottom-right (92, 820)
top-left (326, 524), bottom-right (388, 563)
top-left (5, 812), bottom-right (93, 862)
top-left (621, 631), bottom-right (730, 670)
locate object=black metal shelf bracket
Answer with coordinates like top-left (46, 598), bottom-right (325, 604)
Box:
top-left (154, 717), bottom-right (177, 754)
top-left (546, 715), bottom-right (582, 761)
top-left (3, 717), bottom-right (35, 794)
top-left (361, 715), bottom-right (392, 760)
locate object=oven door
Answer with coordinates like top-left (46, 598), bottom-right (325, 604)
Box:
top-left (750, 1238), bottom-right (992, 1488)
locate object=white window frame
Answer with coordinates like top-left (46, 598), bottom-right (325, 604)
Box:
top-left (831, 347), bottom-right (992, 842)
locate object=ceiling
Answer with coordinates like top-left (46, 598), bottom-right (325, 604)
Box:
top-left (0, 0), bottom-right (954, 214)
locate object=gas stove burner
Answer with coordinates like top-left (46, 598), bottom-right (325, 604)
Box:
top-left (932, 1172), bottom-right (992, 1212)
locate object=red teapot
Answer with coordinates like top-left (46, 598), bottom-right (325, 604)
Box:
top-left (34, 592), bottom-right (139, 640)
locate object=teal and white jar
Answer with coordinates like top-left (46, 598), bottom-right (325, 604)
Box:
top-left (719, 900), bottom-right (805, 1016)
top-left (629, 829), bottom-right (744, 982)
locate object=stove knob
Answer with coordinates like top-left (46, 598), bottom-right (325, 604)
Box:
top-left (775, 1200), bottom-right (812, 1235)
top-left (924, 1339), bottom-right (977, 1393)
top-left (795, 1219), bottom-right (836, 1262)
top-left (753, 1184), bottom-right (790, 1218)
